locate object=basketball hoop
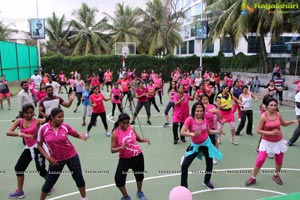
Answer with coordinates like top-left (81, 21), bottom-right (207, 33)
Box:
top-left (122, 46), bottom-right (129, 59)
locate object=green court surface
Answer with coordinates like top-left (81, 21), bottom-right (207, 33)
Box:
top-left (0, 87), bottom-right (300, 200)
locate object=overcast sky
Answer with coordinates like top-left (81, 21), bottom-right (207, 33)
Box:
top-left (1, 0), bottom-right (147, 30)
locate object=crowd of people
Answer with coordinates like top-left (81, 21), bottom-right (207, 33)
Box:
top-left (3, 65), bottom-right (300, 199)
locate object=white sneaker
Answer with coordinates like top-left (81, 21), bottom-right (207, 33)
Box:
top-left (85, 133), bottom-right (90, 139)
top-left (105, 132), bottom-right (111, 137)
top-left (213, 158), bottom-right (218, 165)
top-left (230, 138), bottom-right (238, 145)
top-left (110, 116), bottom-right (114, 120)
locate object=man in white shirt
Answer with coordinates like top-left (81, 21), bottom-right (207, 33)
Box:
top-left (46, 76), bottom-right (61, 96)
top-left (17, 80), bottom-right (33, 118)
top-left (288, 91), bottom-right (300, 146)
top-left (31, 70), bottom-right (42, 91)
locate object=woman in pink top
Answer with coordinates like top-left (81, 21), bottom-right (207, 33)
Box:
top-left (37, 108), bottom-right (88, 200)
top-left (172, 84), bottom-right (194, 144)
top-left (35, 82), bottom-right (47, 102)
top-left (86, 85), bottom-right (111, 138)
top-left (6, 103), bottom-right (47, 199)
top-left (68, 74), bottom-right (76, 95)
top-left (147, 80), bottom-right (160, 113)
top-left (110, 82), bottom-right (123, 120)
top-left (111, 113), bottom-right (150, 200)
top-left (163, 81), bottom-right (177, 127)
top-left (245, 98), bottom-right (297, 186)
top-left (180, 102), bottom-right (222, 189)
top-left (153, 73), bottom-right (163, 105)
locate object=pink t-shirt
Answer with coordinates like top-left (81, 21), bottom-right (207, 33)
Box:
top-left (261, 112), bottom-right (283, 142)
top-left (58, 74), bottom-right (66, 83)
top-left (149, 73), bottom-right (156, 81)
top-left (153, 77), bottom-right (162, 88)
top-left (91, 79), bottom-right (100, 87)
top-left (119, 79), bottom-right (130, 92)
top-left (141, 73), bottom-right (147, 80)
top-left (20, 119), bottom-right (38, 147)
top-left (69, 79), bottom-right (75, 87)
top-left (35, 91), bottom-right (47, 102)
top-left (29, 82), bottom-right (35, 95)
top-left (173, 93), bottom-right (189, 123)
top-left (37, 122), bottom-right (78, 161)
top-left (147, 85), bottom-right (156, 98)
top-left (204, 104), bottom-right (218, 129)
top-left (135, 87), bottom-right (148, 103)
top-left (184, 116), bottom-right (209, 144)
top-left (168, 89), bottom-right (176, 103)
top-left (115, 126), bottom-right (142, 158)
top-left (180, 79), bottom-right (189, 91)
top-left (90, 93), bottom-right (106, 113)
top-left (111, 88), bottom-right (122, 104)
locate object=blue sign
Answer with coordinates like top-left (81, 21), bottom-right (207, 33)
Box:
top-left (30, 19), bottom-right (45, 39)
top-left (195, 21), bottom-right (208, 40)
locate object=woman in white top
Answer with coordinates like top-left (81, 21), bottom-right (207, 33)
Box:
top-left (235, 85), bottom-right (258, 136)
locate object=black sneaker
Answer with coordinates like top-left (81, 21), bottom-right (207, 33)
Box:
top-left (163, 123), bottom-right (170, 127)
top-left (73, 109), bottom-right (77, 113)
top-left (173, 139), bottom-right (178, 144)
top-left (147, 120), bottom-right (152, 125)
top-left (202, 182), bottom-right (214, 189)
top-left (181, 139), bottom-right (186, 143)
top-left (130, 121), bottom-right (135, 125)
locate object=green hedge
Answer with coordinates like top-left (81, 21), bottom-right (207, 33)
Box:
top-left (41, 53), bottom-right (263, 81)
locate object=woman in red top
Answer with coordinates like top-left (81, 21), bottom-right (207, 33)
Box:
top-left (130, 81), bottom-right (151, 125)
top-left (85, 86), bottom-right (111, 138)
top-left (245, 98), bottom-right (297, 186)
top-left (7, 103), bottom-right (47, 198)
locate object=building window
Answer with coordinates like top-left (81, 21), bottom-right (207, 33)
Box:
top-left (189, 40), bottom-right (194, 54)
top-left (181, 42), bottom-right (187, 54)
top-left (271, 36), bottom-right (300, 53)
top-left (176, 45), bottom-right (180, 54)
top-left (190, 28), bottom-right (195, 37)
top-left (221, 37), bottom-right (232, 53)
top-left (195, 3), bottom-right (202, 16)
top-left (248, 36), bottom-right (262, 53)
top-left (203, 39), bottom-right (214, 53)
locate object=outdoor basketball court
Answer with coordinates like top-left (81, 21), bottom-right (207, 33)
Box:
top-left (0, 86), bottom-right (299, 200)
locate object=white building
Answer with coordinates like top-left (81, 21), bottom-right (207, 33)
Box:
top-left (172, 0), bottom-right (300, 59)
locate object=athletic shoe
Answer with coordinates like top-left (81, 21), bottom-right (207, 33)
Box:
top-left (230, 138), bottom-right (238, 145)
top-left (213, 158), bottom-right (218, 165)
top-left (235, 132), bottom-right (240, 136)
top-left (272, 174), bottom-right (283, 185)
top-left (288, 141), bottom-right (294, 147)
top-left (181, 139), bottom-right (186, 143)
top-left (73, 109), bottom-right (77, 113)
top-left (136, 191), bottom-right (147, 200)
top-left (163, 123), bottom-right (170, 127)
top-left (82, 122), bottom-right (86, 126)
top-left (130, 121), bottom-right (135, 125)
top-left (173, 139), bottom-right (178, 145)
top-left (245, 177), bottom-right (256, 186)
top-left (105, 132), bottom-right (111, 137)
top-left (202, 182), bottom-right (214, 189)
top-left (47, 187), bottom-right (54, 195)
top-left (8, 189), bottom-right (25, 198)
top-left (8, 107), bottom-right (11, 110)
top-left (85, 133), bottom-right (90, 139)
top-left (147, 120), bottom-right (152, 125)
top-left (120, 196), bottom-right (132, 200)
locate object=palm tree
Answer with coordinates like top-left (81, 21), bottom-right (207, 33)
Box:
top-left (46, 12), bottom-right (70, 55)
top-left (205, 0), bottom-right (289, 73)
top-left (0, 21), bottom-right (15, 41)
top-left (104, 2), bottom-right (141, 47)
top-left (139, 0), bottom-right (182, 55)
top-left (69, 3), bottom-right (110, 55)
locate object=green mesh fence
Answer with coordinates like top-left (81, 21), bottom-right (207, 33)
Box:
top-left (0, 41), bottom-right (38, 81)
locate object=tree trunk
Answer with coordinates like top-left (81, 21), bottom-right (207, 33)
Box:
top-left (259, 31), bottom-right (269, 73)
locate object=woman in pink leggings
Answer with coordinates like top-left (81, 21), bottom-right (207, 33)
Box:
top-left (245, 98), bottom-right (297, 186)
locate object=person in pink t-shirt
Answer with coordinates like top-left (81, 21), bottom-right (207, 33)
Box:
top-left (130, 81), bottom-right (151, 125)
top-left (147, 80), bottom-right (160, 113)
top-left (7, 103), bottom-right (47, 199)
top-left (110, 82), bottom-right (123, 120)
top-left (86, 85), bottom-right (111, 138)
top-left (163, 81), bottom-right (177, 127)
top-left (245, 98), bottom-right (297, 187)
top-left (180, 102), bottom-right (222, 189)
top-left (37, 108), bottom-right (88, 200)
top-left (172, 84), bottom-right (194, 144)
top-left (111, 113), bottom-right (150, 200)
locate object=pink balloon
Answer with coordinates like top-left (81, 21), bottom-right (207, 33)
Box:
top-left (169, 186), bottom-right (192, 200)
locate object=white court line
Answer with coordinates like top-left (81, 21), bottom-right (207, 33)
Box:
top-left (191, 187), bottom-right (286, 195)
top-left (48, 168), bottom-right (299, 200)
